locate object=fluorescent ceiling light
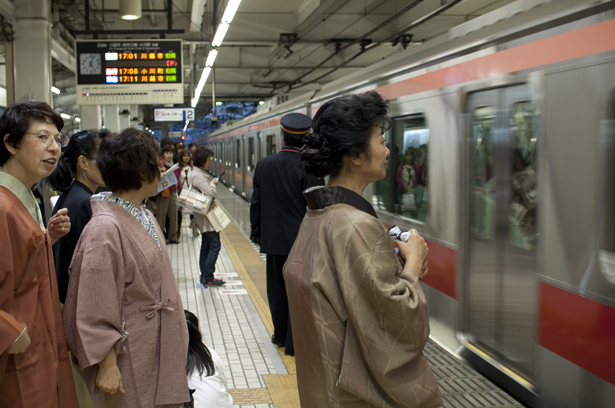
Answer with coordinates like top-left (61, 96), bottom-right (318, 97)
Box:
top-left (211, 23), bottom-right (229, 47)
top-left (51, 86), bottom-right (61, 95)
top-left (60, 113), bottom-right (71, 120)
top-left (183, 121), bottom-right (189, 131)
top-left (192, 66), bottom-right (212, 107)
top-left (75, 117), bottom-right (81, 123)
top-left (206, 50), bottom-right (218, 67)
top-left (221, 0), bottom-right (242, 24)
top-left (216, 101), bottom-right (223, 106)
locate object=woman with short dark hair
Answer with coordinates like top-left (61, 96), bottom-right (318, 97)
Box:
top-left (63, 128), bottom-right (191, 407)
top-left (0, 101), bottom-right (79, 408)
top-left (189, 146), bottom-right (225, 286)
top-left (284, 91), bottom-right (442, 407)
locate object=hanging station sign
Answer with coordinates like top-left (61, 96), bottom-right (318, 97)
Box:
top-left (76, 40), bottom-right (183, 105)
top-left (154, 107), bottom-right (195, 122)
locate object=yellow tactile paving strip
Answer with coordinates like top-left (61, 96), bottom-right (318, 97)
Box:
top-left (220, 219), bottom-right (300, 406)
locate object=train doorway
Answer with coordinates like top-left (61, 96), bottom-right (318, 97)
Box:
top-left (462, 84), bottom-right (538, 385)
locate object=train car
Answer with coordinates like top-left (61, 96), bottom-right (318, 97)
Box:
top-left (201, 1), bottom-right (615, 406)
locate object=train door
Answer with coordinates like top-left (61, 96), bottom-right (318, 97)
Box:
top-left (227, 139), bottom-right (234, 190)
top-left (463, 84), bottom-right (538, 383)
top-left (234, 136), bottom-right (243, 196)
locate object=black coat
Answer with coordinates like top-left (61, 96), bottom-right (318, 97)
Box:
top-left (250, 146), bottom-right (323, 255)
top-left (52, 181), bottom-right (93, 303)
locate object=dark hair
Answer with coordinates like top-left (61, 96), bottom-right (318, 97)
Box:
top-left (161, 145), bottom-right (174, 154)
top-left (188, 143), bottom-right (196, 148)
top-left (185, 310), bottom-right (215, 377)
top-left (283, 130), bottom-right (304, 148)
top-left (160, 137), bottom-right (173, 148)
top-left (193, 146), bottom-right (214, 168)
top-left (300, 91), bottom-right (391, 178)
top-left (178, 149), bottom-right (193, 167)
top-left (0, 102), bottom-right (64, 166)
top-left (48, 129), bottom-right (109, 191)
top-left (97, 128), bottom-right (160, 192)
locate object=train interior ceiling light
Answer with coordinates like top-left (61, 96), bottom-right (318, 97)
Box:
top-left (120, 0), bottom-right (142, 21)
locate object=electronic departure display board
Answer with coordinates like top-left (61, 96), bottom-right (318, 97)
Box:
top-left (76, 40), bottom-right (183, 105)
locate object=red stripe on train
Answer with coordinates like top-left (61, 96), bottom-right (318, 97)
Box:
top-left (376, 18), bottom-right (615, 100)
top-left (539, 282), bottom-right (615, 386)
top-left (423, 240), bottom-right (457, 299)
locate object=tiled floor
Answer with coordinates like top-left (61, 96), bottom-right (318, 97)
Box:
top-left (167, 182), bottom-right (526, 408)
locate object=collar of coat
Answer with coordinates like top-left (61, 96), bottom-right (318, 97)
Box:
top-left (303, 185), bottom-right (378, 219)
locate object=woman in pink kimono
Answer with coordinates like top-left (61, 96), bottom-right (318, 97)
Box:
top-left (63, 128), bottom-right (190, 408)
top-left (283, 91), bottom-right (442, 407)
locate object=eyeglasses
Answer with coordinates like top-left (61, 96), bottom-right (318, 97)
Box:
top-left (26, 131), bottom-right (69, 148)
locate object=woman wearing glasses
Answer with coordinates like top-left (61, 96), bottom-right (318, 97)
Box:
top-left (0, 102), bottom-right (79, 407)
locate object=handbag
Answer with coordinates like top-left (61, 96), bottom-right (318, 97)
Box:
top-left (177, 184), bottom-right (212, 215)
top-left (206, 202), bottom-right (231, 232)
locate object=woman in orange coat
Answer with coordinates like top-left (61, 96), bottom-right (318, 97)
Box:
top-left (0, 102), bottom-right (79, 408)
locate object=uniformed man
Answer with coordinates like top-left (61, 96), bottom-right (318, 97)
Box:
top-left (250, 112), bottom-right (324, 356)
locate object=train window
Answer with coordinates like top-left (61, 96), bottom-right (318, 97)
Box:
top-left (235, 139), bottom-right (241, 168)
top-left (391, 113), bottom-right (430, 222)
top-left (248, 137), bottom-right (255, 171)
top-left (471, 106), bottom-right (496, 240)
top-left (599, 96), bottom-right (615, 284)
top-left (257, 132), bottom-right (262, 162)
top-left (266, 134), bottom-right (277, 156)
top-left (509, 101), bottom-right (538, 251)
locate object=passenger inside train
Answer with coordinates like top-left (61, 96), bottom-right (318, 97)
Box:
top-left (3, 1), bottom-right (615, 407)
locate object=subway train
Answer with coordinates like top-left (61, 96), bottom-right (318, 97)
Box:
top-left (199, 1), bottom-right (615, 406)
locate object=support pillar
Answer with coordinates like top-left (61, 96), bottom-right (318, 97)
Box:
top-left (13, 0), bottom-right (52, 104)
top-left (80, 105), bottom-right (102, 130)
top-left (103, 105), bottom-right (120, 133)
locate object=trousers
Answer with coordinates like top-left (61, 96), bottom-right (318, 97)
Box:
top-left (266, 254), bottom-right (293, 353)
top-left (200, 231), bottom-right (221, 282)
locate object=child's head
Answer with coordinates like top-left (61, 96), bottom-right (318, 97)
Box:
top-left (185, 310), bottom-right (215, 377)
top-left (162, 145), bottom-right (174, 162)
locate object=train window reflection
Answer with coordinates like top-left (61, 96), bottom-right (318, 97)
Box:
top-left (248, 137), bottom-right (255, 171)
top-left (236, 139), bottom-right (241, 168)
top-left (471, 106), bottom-right (495, 240)
top-left (599, 103), bottom-right (615, 284)
top-left (509, 101), bottom-right (538, 251)
top-left (266, 134), bottom-right (276, 156)
top-left (391, 113), bottom-right (430, 222)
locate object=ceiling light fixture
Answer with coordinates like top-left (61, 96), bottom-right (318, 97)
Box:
top-left (193, 0), bottom-right (242, 108)
top-left (60, 113), bottom-right (71, 120)
top-left (51, 86), bottom-right (61, 95)
top-left (75, 117), bottom-right (81, 123)
top-left (120, 0), bottom-right (142, 20)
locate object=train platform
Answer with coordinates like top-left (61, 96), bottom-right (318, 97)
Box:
top-left (169, 182), bottom-right (527, 408)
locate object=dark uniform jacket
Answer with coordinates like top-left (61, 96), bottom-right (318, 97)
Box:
top-left (250, 146), bottom-right (323, 255)
top-left (52, 181), bottom-right (93, 304)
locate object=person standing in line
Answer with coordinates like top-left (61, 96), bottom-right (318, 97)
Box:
top-left (189, 147), bottom-right (226, 287)
top-left (249, 113), bottom-right (324, 356)
top-left (63, 128), bottom-right (190, 408)
top-left (188, 142), bottom-right (197, 157)
top-left (0, 101), bottom-right (79, 408)
top-left (48, 129), bottom-right (109, 305)
top-left (283, 92), bottom-right (442, 407)
top-left (156, 144), bottom-right (179, 244)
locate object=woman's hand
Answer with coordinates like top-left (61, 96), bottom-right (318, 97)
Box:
top-left (48, 208), bottom-right (71, 246)
top-left (96, 349), bottom-right (125, 395)
top-left (396, 229), bottom-right (429, 279)
top-left (212, 178), bottom-right (219, 185)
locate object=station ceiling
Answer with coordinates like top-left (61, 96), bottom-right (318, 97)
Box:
top-left (20, 0), bottom-right (516, 120)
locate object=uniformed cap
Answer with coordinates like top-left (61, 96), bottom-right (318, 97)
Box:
top-left (280, 112), bottom-right (312, 135)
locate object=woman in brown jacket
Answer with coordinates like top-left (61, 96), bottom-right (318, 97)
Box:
top-left (283, 91), bottom-right (442, 408)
